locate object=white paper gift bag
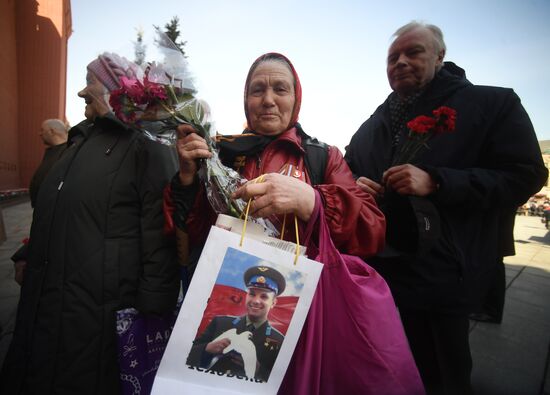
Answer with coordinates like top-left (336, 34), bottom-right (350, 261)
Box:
top-left (152, 216), bottom-right (323, 395)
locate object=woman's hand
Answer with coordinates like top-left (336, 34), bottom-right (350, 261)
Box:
top-left (232, 173), bottom-right (315, 221)
top-left (176, 124), bottom-right (212, 185)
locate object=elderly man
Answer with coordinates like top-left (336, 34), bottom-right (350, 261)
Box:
top-left (345, 21), bottom-right (548, 395)
top-left (11, 119), bottom-right (69, 285)
top-left (187, 265), bottom-right (286, 382)
top-left (1, 54), bottom-right (180, 395)
top-left (29, 119), bottom-right (69, 207)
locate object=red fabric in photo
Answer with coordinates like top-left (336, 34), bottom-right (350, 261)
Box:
top-left (196, 284), bottom-right (298, 336)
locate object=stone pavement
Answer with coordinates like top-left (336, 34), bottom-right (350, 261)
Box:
top-left (0, 201), bottom-right (549, 394)
top-left (0, 198), bottom-right (33, 366)
top-left (470, 214), bottom-right (550, 395)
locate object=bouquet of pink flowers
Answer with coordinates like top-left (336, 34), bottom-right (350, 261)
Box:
top-left (106, 29), bottom-right (277, 235)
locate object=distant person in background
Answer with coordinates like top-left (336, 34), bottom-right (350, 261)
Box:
top-left (11, 118), bottom-right (69, 285)
top-left (30, 119), bottom-right (69, 207)
top-left (543, 204), bottom-right (550, 229)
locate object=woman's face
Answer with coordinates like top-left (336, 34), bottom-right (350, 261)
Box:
top-left (246, 61), bottom-right (295, 136)
top-left (77, 72), bottom-right (111, 120)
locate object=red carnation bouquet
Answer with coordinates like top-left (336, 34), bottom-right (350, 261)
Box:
top-left (391, 106), bottom-right (457, 166)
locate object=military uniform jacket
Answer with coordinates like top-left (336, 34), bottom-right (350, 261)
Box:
top-left (187, 315), bottom-right (284, 382)
top-left (1, 115), bottom-right (180, 395)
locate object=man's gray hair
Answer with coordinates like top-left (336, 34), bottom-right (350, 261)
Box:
top-left (392, 21), bottom-right (447, 57)
top-left (43, 119), bottom-right (68, 135)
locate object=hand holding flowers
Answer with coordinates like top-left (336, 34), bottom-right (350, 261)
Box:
top-left (105, 29), bottom-right (278, 235)
top-left (375, 106), bottom-right (457, 197)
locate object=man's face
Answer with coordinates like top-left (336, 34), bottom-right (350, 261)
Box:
top-left (245, 287), bottom-right (277, 323)
top-left (39, 123), bottom-right (53, 146)
top-left (78, 71), bottom-right (111, 120)
top-left (386, 27), bottom-right (444, 97)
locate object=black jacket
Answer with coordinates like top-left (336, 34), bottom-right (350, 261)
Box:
top-left (29, 143), bottom-right (67, 208)
top-left (345, 62), bottom-right (548, 313)
top-left (1, 116), bottom-right (180, 394)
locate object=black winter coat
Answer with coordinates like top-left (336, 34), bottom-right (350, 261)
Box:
top-left (1, 116), bottom-right (180, 394)
top-left (345, 62), bottom-right (548, 313)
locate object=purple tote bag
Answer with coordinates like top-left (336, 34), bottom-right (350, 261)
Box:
top-left (279, 192), bottom-right (424, 395)
top-left (117, 303), bottom-right (180, 395)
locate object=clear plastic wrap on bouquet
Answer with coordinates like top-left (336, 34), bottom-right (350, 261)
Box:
top-left (105, 30), bottom-right (279, 236)
top-left (175, 100), bottom-right (279, 237)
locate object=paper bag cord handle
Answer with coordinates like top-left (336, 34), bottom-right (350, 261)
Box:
top-left (240, 175), bottom-right (300, 265)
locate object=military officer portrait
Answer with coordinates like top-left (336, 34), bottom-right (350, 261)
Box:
top-left (186, 265), bottom-right (286, 382)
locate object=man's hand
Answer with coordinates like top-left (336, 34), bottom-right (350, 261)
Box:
top-left (383, 164), bottom-right (437, 196)
top-left (205, 338), bottom-right (231, 354)
top-left (356, 176), bottom-right (385, 197)
top-left (14, 260), bottom-right (27, 286)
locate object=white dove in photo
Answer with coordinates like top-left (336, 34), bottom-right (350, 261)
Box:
top-left (212, 328), bottom-right (258, 379)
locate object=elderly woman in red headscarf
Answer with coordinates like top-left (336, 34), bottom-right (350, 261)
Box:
top-left (167, 53), bottom-right (385, 268)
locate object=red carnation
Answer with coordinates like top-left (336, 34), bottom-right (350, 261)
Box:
top-left (407, 115), bottom-right (436, 134)
top-left (433, 106), bottom-right (457, 133)
top-left (392, 106), bottom-right (457, 166)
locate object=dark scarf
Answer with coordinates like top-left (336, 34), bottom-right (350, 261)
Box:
top-left (215, 131), bottom-right (278, 171)
top-left (388, 89), bottom-right (424, 148)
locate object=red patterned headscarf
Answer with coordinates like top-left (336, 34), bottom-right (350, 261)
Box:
top-left (243, 52), bottom-right (302, 132)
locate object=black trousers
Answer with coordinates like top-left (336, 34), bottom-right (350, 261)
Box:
top-left (399, 309), bottom-right (473, 395)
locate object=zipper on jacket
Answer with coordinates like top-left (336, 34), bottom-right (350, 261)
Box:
top-left (105, 135), bottom-right (121, 155)
top-left (256, 154), bottom-right (262, 169)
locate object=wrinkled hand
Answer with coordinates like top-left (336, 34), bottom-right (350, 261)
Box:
top-left (14, 260), bottom-right (27, 286)
top-left (232, 173), bottom-right (315, 221)
top-left (356, 176), bottom-right (385, 197)
top-left (176, 124), bottom-right (212, 185)
top-left (382, 164), bottom-right (437, 196)
top-left (205, 338), bottom-right (231, 354)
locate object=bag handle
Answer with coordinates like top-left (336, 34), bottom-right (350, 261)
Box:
top-left (239, 174), bottom-right (301, 264)
top-left (302, 190), bottom-right (341, 265)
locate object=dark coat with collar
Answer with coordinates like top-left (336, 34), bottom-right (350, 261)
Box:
top-left (345, 62), bottom-right (548, 313)
top-left (187, 315), bottom-right (284, 382)
top-left (1, 116), bottom-right (180, 395)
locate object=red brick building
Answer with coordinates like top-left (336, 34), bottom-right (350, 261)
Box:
top-left (0, 0), bottom-right (72, 191)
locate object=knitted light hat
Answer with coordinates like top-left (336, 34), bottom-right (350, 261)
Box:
top-left (86, 53), bottom-right (130, 92)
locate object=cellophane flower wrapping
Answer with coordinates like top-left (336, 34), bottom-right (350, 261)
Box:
top-left (107, 29), bottom-right (278, 236)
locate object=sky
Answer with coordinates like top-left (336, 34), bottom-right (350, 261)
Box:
top-left (216, 247), bottom-right (305, 296)
top-left (66, 0), bottom-right (550, 152)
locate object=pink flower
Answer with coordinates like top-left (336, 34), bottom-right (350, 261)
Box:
top-left (119, 76), bottom-right (146, 104)
top-left (144, 78), bottom-right (168, 101)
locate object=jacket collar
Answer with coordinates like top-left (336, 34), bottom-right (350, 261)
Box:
top-left (68, 113), bottom-right (132, 144)
top-left (271, 125), bottom-right (305, 154)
